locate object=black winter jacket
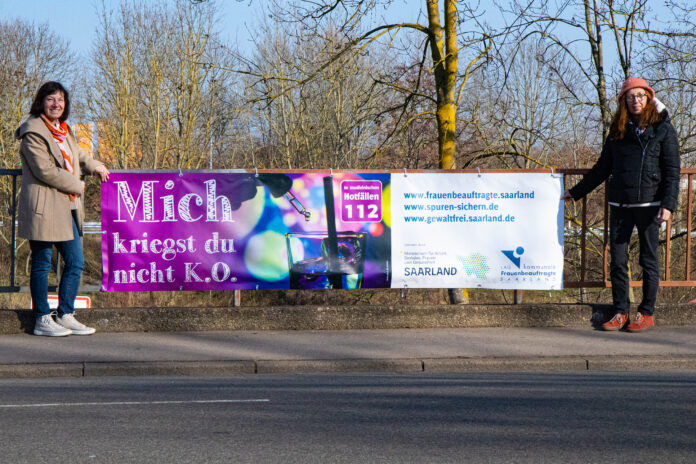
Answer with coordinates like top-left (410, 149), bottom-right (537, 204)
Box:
top-left (569, 111), bottom-right (681, 212)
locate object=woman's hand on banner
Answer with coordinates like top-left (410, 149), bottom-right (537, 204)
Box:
top-left (95, 165), bottom-right (110, 182)
top-left (561, 189), bottom-right (573, 201)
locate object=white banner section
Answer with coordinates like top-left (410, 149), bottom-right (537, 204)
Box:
top-left (390, 173), bottom-right (564, 290)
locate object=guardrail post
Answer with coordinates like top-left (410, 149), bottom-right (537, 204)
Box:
top-left (233, 290), bottom-right (241, 307)
top-left (10, 173), bottom-right (17, 289)
top-left (687, 173), bottom-right (693, 281)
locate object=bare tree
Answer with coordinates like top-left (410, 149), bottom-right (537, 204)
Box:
top-left (224, 0), bottom-right (493, 304)
top-left (219, 0), bottom-right (492, 170)
top-left (89, 0), bottom-right (139, 169)
top-left (0, 19), bottom-right (77, 248)
top-left (90, 0), bottom-right (237, 170)
top-left (237, 17), bottom-right (389, 169)
top-left (0, 20), bottom-right (77, 166)
top-left (496, 1), bottom-right (657, 140)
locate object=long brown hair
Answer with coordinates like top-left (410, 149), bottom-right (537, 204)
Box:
top-left (608, 94), bottom-right (662, 141)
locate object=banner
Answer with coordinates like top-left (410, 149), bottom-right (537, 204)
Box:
top-left (101, 171), bottom-right (563, 291)
top-left (101, 171), bottom-right (391, 291)
top-left (390, 173), bottom-right (564, 290)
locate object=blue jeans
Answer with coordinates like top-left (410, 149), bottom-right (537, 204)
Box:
top-left (29, 216), bottom-right (84, 317)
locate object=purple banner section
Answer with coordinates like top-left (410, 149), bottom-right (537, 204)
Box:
top-left (101, 171), bottom-right (391, 292)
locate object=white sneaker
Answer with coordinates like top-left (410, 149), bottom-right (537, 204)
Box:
top-left (34, 314), bottom-right (72, 337)
top-left (56, 313), bottom-right (96, 335)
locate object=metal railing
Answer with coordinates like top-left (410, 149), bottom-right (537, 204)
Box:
top-left (560, 167), bottom-right (696, 289)
top-left (0, 169), bottom-right (20, 292)
top-left (2, 168), bottom-right (695, 295)
top-left (0, 168), bottom-right (101, 293)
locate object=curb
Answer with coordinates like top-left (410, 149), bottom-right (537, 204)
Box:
top-left (2, 355), bottom-right (696, 379)
top-left (256, 358), bottom-right (422, 374)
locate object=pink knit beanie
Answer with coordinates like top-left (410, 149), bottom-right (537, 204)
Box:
top-left (618, 77), bottom-right (655, 100)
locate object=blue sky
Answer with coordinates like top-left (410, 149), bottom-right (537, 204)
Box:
top-left (0, 0), bottom-right (420, 58)
top-left (0, 0), bottom-right (267, 57)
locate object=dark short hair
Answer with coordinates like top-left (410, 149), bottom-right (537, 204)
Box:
top-left (29, 81), bottom-right (70, 122)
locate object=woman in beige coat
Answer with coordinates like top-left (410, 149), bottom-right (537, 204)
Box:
top-left (17, 81), bottom-right (109, 336)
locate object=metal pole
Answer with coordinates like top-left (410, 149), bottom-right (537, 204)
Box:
top-left (10, 174), bottom-right (17, 289)
top-left (687, 174), bottom-right (693, 280)
top-left (233, 289), bottom-right (241, 307)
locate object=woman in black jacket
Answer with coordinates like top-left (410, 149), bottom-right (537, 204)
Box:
top-left (563, 77), bottom-right (681, 332)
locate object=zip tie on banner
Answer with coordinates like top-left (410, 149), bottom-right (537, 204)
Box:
top-left (403, 168), bottom-right (407, 177)
top-left (178, 168), bottom-right (183, 177)
top-left (477, 167), bottom-right (482, 177)
top-left (330, 168), bottom-right (333, 177)
top-left (254, 167), bottom-right (258, 178)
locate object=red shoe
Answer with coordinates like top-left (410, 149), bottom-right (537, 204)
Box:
top-left (627, 314), bottom-right (654, 332)
top-left (601, 313), bottom-right (630, 331)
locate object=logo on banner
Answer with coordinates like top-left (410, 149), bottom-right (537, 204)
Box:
top-left (458, 253), bottom-right (490, 279)
top-left (499, 244), bottom-right (559, 284)
top-left (501, 246), bottom-right (525, 268)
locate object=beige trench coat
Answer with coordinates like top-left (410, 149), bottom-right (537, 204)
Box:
top-left (16, 116), bottom-right (103, 242)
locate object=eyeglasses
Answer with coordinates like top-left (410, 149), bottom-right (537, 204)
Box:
top-left (626, 93), bottom-right (648, 102)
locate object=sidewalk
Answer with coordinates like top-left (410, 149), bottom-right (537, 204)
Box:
top-left (2, 326), bottom-right (696, 378)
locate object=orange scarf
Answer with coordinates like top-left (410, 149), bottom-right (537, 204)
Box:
top-left (41, 114), bottom-right (77, 201)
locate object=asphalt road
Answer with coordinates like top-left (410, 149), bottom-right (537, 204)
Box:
top-left (1, 372), bottom-right (695, 463)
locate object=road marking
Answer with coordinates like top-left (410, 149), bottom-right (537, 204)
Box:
top-left (0, 399), bottom-right (270, 408)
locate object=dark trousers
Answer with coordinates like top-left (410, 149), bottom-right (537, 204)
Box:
top-left (609, 205), bottom-right (660, 316)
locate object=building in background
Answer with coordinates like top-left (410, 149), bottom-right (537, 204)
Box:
top-left (73, 123), bottom-right (93, 158)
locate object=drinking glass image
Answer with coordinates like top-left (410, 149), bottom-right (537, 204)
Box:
top-left (286, 231), bottom-right (367, 289)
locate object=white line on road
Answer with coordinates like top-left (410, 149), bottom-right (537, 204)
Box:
top-left (0, 399), bottom-right (270, 408)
